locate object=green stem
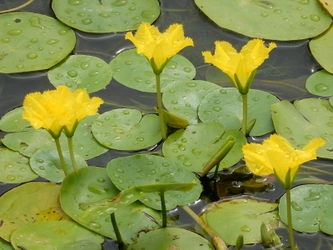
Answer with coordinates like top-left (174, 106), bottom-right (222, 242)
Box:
top-left (155, 73), bottom-right (167, 140)
top-left (241, 94), bottom-right (248, 136)
top-left (111, 213), bottom-right (126, 249)
top-left (160, 191), bottom-right (167, 228)
top-left (54, 137), bottom-right (69, 176)
top-left (67, 136), bottom-right (78, 171)
top-left (286, 188), bottom-right (296, 250)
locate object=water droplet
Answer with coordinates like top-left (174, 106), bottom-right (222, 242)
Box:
top-left (82, 18), bottom-right (92, 25)
top-left (89, 222), bottom-right (101, 228)
top-left (298, 0), bottom-right (309, 4)
top-left (291, 201), bottom-right (303, 211)
top-left (116, 168), bottom-right (124, 173)
top-left (27, 52), bottom-right (38, 59)
top-left (99, 13), bottom-right (110, 18)
top-left (184, 67), bottom-right (192, 73)
top-left (68, 0), bottom-right (83, 5)
top-left (67, 70), bottom-right (78, 77)
top-left (7, 29), bottom-right (22, 36)
top-left (47, 39), bottom-right (59, 45)
top-left (58, 29), bottom-right (68, 35)
top-left (282, 127), bottom-right (292, 134)
top-left (136, 137), bottom-right (144, 142)
top-left (80, 62), bottom-right (89, 70)
top-left (191, 148), bottom-right (201, 156)
top-left (273, 9), bottom-right (282, 14)
top-left (162, 162), bottom-right (169, 167)
top-left (185, 81), bottom-right (197, 87)
top-left (304, 135), bottom-right (314, 139)
top-left (6, 175), bottom-right (16, 181)
top-left (112, 0), bottom-right (128, 6)
top-left (141, 10), bottom-right (156, 19)
top-left (29, 16), bottom-right (45, 29)
top-left (1, 37), bottom-right (10, 43)
top-left (167, 62), bottom-right (178, 69)
top-left (301, 15), bottom-right (308, 19)
top-left (149, 169), bottom-right (156, 175)
top-left (39, 166), bottom-right (45, 170)
top-left (310, 14), bottom-right (320, 22)
top-left (315, 83), bottom-right (328, 92)
top-left (252, 97), bottom-right (259, 101)
top-left (213, 107), bottom-right (221, 112)
top-left (77, 12), bottom-right (85, 17)
top-left (183, 161), bottom-right (192, 166)
top-left (134, 77), bottom-right (142, 83)
top-left (89, 71), bottom-right (99, 76)
top-left (16, 64), bottom-right (24, 69)
top-left (261, 13), bottom-right (268, 17)
top-left (240, 225), bottom-right (251, 232)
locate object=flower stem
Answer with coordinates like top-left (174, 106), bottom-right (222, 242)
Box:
top-left (54, 137), bottom-right (69, 176)
top-left (67, 136), bottom-right (78, 171)
top-left (160, 191), bottom-right (167, 228)
top-left (241, 93), bottom-right (248, 136)
top-left (286, 188), bottom-right (296, 250)
top-left (155, 73), bottom-right (167, 140)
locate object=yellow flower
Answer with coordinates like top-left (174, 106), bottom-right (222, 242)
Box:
top-left (125, 22), bottom-right (194, 74)
top-left (202, 39), bottom-right (276, 94)
top-left (23, 86), bottom-right (103, 138)
top-left (242, 134), bottom-right (325, 189)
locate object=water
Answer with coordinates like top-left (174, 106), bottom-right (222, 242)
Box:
top-left (0, 0), bottom-right (332, 249)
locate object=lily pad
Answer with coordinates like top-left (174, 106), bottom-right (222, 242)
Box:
top-left (0, 12), bottom-right (76, 73)
top-left (198, 88), bottom-right (279, 136)
top-left (128, 227), bottom-right (214, 250)
top-left (30, 149), bottom-right (87, 183)
top-left (279, 184), bottom-right (333, 234)
top-left (0, 238), bottom-right (12, 250)
top-left (271, 99), bottom-right (333, 159)
top-left (309, 25), bottom-right (333, 74)
top-left (47, 55), bottom-right (112, 93)
top-left (162, 80), bottom-right (221, 124)
top-left (110, 49), bottom-right (196, 93)
top-left (0, 107), bottom-right (32, 132)
top-left (305, 70), bottom-right (333, 97)
top-left (319, 0), bottom-right (333, 16)
top-left (106, 154), bottom-right (202, 210)
top-left (200, 197), bottom-right (278, 246)
top-left (2, 114), bottom-right (109, 160)
top-left (10, 221), bottom-right (104, 250)
top-left (0, 146), bottom-right (37, 184)
top-left (0, 182), bottom-right (71, 241)
top-left (163, 124), bottom-right (246, 172)
top-left (52, 0), bottom-right (160, 33)
top-left (194, 0), bottom-right (331, 41)
top-left (60, 166), bottom-right (161, 243)
top-left (92, 108), bottom-right (162, 151)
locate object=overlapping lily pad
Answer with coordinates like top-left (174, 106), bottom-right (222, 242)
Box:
top-left (200, 197), bottom-right (278, 245)
top-left (52, 0), bottom-right (160, 33)
top-left (194, 0), bottom-right (331, 40)
top-left (0, 107), bottom-right (32, 132)
top-left (48, 55), bottom-right (113, 93)
top-left (198, 88), bottom-right (279, 136)
top-left (0, 12), bottom-right (76, 73)
top-left (60, 166), bottom-right (161, 243)
top-left (110, 49), bottom-right (196, 92)
top-left (106, 154), bottom-right (202, 210)
top-left (279, 184), bottom-right (333, 234)
top-left (10, 221), bottom-right (104, 250)
top-left (305, 70), bottom-right (333, 97)
top-left (92, 108), bottom-right (162, 151)
top-left (162, 80), bottom-right (221, 124)
top-left (271, 99), bottom-right (332, 159)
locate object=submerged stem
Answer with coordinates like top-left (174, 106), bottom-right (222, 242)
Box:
top-left (67, 136), bottom-right (78, 171)
top-left (160, 191), bottom-right (167, 228)
top-left (155, 73), bottom-right (167, 140)
top-left (286, 188), bottom-right (296, 250)
top-left (111, 213), bottom-right (126, 249)
top-left (54, 137), bottom-right (69, 176)
top-left (241, 93), bottom-right (248, 136)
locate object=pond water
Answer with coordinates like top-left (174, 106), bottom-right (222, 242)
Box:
top-left (0, 0), bottom-right (333, 249)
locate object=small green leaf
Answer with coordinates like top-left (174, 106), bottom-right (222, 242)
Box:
top-left (305, 70), bottom-right (333, 97)
top-left (0, 107), bottom-right (32, 132)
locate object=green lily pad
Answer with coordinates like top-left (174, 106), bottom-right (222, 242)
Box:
top-left (198, 88), bottom-right (279, 136)
top-left (128, 227), bottom-right (214, 250)
top-left (319, 0), bottom-right (333, 16)
top-left (279, 184), bottom-right (333, 234)
top-left (2, 114), bottom-right (109, 160)
top-left (0, 107), bottom-right (32, 132)
top-left (0, 182), bottom-right (71, 241)
top-left (0, 238), bottom-right (13, 250)
top-left (60, 166), bottom-right (161, 243)
top-left (30, 149), bottom-right (87, 183)
top-left (52, 0), bottom-right (160, 33)
top-left (305, 70), bottom-right (333, 97)
top-left (110, 49), bottom-right (196, 93)
top-left (106, 154), bottom-right (202, 210)
top-left (0, 12), bottom-right (76, 73)
top-left (0, 146), bottom-right (37, 184)
top-left (194, 0), bottom-right (331, 41)
top-left (200, 197), bottom-right (278, 246)
top-left (92, 108), bottom-right (162, 151)
top-left (10, 220), bottom-right (104, 250)
top-left (309, 25), bottom-right (333, 74)
top-left (271, 99), bottom-right (333, 159)
top-left (47, 55), bottom-right (112, 93)
top-left (162, 80), bottom-right (221, 124)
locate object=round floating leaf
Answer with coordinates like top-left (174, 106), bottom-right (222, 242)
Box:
top-left (30, 149), bottom-right (87, 183)
top-left (0, 107), bottom-right (32, 132)
top-left (163, 124), bottom-right (246, 172)
top-left (106, 154), bottom-right (202, 210)
top-left (271, 99), bottom-right (333, 159)
top-left (0, 12), bottom-right (76, 73)
top-left (162, 80), bottom-right (221, 124)
top-left (60, 166), bottom-right (161, 243)
top-left (309, 25), bottom-right (333, 74)
top-left (200, 197), bottom-right (278, 246)
top-left (2, 114), bottom-right (108, 159)
top-left (279, 184), bottom-right (333, 234)
top-left (198, 88), bottom-right (279, 136)
top-left (48, 55), bottom-right (112, 93)
top-left (0, 182), bottom-right (71, 241)
top-left (10, 221), bottom-right (104, 250)
top-left (305, 70), bottom-right (333, 97)
top-left (52, 0), bottom-right (160, 33)
top-left (194, 0), bottom-right (331, 41)
top-left (128, 227), bottom-right (214, 250)
top-left (110, 49), bottom-right (196, 92)
top-left (0, 146), bottom-right (37, 184)
top-left (92, 108), bottom-right (162, 151)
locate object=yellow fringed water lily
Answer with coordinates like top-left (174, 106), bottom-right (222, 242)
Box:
top-left (23, 86), bottom-right (104, 138)
top-left (242, 134), bottom-right (325, 189)
top-left (202, 39), bottom-right (276, 94)
top-left (125, 22), bottom-right (194, 74)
